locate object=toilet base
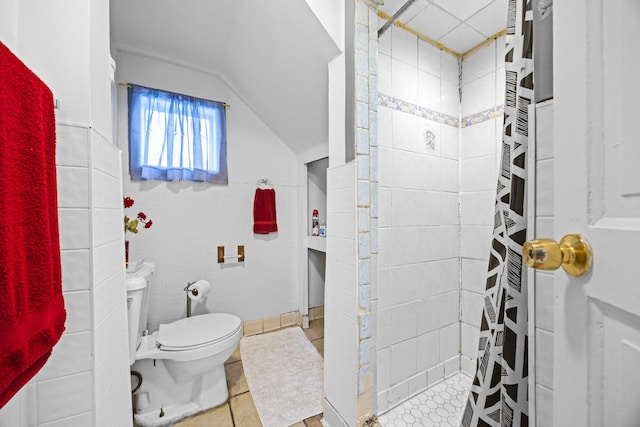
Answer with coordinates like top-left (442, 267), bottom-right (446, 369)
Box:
top-left (132, 359), bottom-right (230, 427)
top-left (134, 402), bottom-right (200, 427)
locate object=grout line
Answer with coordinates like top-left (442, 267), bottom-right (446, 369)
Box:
top-left (228, 400), bottom-right (237, 427)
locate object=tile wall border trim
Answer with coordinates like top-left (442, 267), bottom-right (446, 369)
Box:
top-left (461, 105), bottom-right (505, 128)
top-left (378, 93), bottom-right (459, 128)
top-left (379, 93), bottom-right (504, 128)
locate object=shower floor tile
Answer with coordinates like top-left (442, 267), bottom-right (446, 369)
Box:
top-left (378, 372), bottom-right (472, 427)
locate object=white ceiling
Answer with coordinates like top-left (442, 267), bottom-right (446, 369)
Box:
top-left (378, 0), bottom-right (508, 53)
top-left (110, 1), bottom-right (507, 155)
top-left (110, 0), bottom-right (340, 155)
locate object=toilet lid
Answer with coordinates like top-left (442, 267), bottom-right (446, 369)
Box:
top-left (157, 313), bottom-right (241, 350)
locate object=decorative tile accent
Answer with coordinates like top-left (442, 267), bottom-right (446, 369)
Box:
top-left (359, 312), bottom-right (372, 339)
top-left (379, 94), bottom-right (505, 129)
top-left (358, 181), bottom-right (371, 206)
top-left (378, 373), bottom-right (472, 427)
top-left (359, 365), bottom-right (371, 394)
top-left (378, 94), bottom-right (459, 128)
top-left (358, 155), bottom-right (370, 180)
top-left (359, 285), bottom-right (371, 310)
top-left (357, 128), bottom-right (370, 154)
top-left (460, 105), bottom-right (505, 127)
top-left (359, 208), bottom-right (371, 233)
top-left (359, 259), bottom-right (371, 285)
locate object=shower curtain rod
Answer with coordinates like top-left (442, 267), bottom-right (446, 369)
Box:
top-left (378, 0), bottom-right (417, 38)
top-left (118, 83), bottom-right (231, 108)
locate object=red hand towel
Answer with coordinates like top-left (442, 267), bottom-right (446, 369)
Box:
top-left (0, 42), bottom-right (66, 408)
top-left (253, 188), bottom-right (278, 234)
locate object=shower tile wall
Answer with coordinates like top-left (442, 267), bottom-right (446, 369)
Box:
top-left (376, 25), bottom-right (461, 413)
top-left (459, 39), bottom-right (506, 375)
top-left (376, 22), bottom-right (507, 412)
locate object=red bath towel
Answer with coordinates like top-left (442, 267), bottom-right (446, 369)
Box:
top-left (0, 42), bottom-right (66, 408)
top-left (253, 188), bottom-right (278, 234)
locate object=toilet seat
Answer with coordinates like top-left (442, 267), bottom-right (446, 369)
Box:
top-left (157, 313), bottom-right (241, 351)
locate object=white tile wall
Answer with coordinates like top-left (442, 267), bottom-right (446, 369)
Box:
top-left (461, 41), bottom-right (495, 84)
top-left (377, 28), bottom-right (469, 413)
top-left (390, 338), bottom-right (418, 385)
top-left (0, 4), bottom-right (130, 423)
top-left (536, 384), bottom-right (553, 427)
top-left (533, 101), bottom-right (555, 426)
top-left (382, 34), bottom-right (506, 400)
top-left (458, 38), bottom-right (505, 369)
top-left (461, 119), bottom-right (497, 159)
top-left (376, 24), bottom-right (507, 412)
top-left (36, 332), bottom-right (92, 381)
top-left (325, 162), bottom-right (358, 425)
top-left (392, 59), bottom-right (418, 105)
top-left (460, 155), bottom-right (497, 192)
top-left (36, 372), bottom-right (93, 424)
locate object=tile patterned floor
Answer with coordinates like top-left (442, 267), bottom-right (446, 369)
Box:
top-left (378, 373), bottom-right (472, 427)
top-left (173, 318), bottom-right (324, 427)
top-left (173, 317), bottom-right (470, 427)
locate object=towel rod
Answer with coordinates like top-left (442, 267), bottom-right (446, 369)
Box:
top-left (217, 245), bottom-right (245, 263)
top-left (256, 177), bottom-right (273, 187)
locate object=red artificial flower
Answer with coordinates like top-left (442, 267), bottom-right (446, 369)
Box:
top-left (124, 196), bottom-right (153, 234)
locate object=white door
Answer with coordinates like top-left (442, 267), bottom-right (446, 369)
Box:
top-left (551, 0), bottom-right (640, 426)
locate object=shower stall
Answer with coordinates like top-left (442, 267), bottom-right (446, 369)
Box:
top-left (375, 24), bottom-right (506, 413)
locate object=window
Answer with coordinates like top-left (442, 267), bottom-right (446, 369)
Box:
top-left (128, 84), bottom-right (228, 184)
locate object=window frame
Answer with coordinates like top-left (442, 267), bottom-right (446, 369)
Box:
top-left (127, 84), bottom-right (228, 184)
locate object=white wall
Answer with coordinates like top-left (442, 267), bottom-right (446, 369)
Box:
top-left (376, 25), bottom-right (462, 412)
top-left (459, 38), bottom-right (506, 374)
top-left (0, 1), bottom-right (130, 426)
top-left (305, 0), bottom-right (345, 50)
top-left (116, 51), bottom-right (300, 331)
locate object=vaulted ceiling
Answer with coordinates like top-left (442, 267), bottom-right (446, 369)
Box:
top-left (110, 1), bottom-right (507, 155)
top-left (110, 0), bottom-right (340, 155)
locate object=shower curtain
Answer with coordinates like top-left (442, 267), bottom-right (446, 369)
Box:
top-left (461, 0), bottom-right (533, 426)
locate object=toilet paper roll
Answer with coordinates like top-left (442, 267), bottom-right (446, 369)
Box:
top-left (188, 279), bottom-right (211, 301)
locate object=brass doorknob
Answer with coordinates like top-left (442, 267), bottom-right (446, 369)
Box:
top-left (523, 234), bottom-right (593, 277)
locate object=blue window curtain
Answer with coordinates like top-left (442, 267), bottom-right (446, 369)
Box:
top-left (127, 84), bottom-right (228, 184)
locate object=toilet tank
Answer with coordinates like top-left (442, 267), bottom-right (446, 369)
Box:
top-left (126, 262), bottom-right (155, 365)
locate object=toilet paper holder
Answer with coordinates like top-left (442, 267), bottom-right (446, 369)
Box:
top-left (217, 245), bottom-right (245, 263)
top-left (184, 281), bottom-right (211, 317)
top-left (184, 282), bottom-right (197, 318)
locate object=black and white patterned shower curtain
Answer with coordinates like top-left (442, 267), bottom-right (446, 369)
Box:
top-left (461, 0), bottom-right (533, 426)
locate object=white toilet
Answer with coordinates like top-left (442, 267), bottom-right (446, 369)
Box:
top-left (126, 262), bottom-right (242, 426)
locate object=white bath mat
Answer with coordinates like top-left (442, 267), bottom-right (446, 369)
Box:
top-left (240, 327), bottom-right (323, 427)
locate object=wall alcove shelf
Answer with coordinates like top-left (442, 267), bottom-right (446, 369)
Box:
top-left (307, 236), bottom-right (326, 253)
